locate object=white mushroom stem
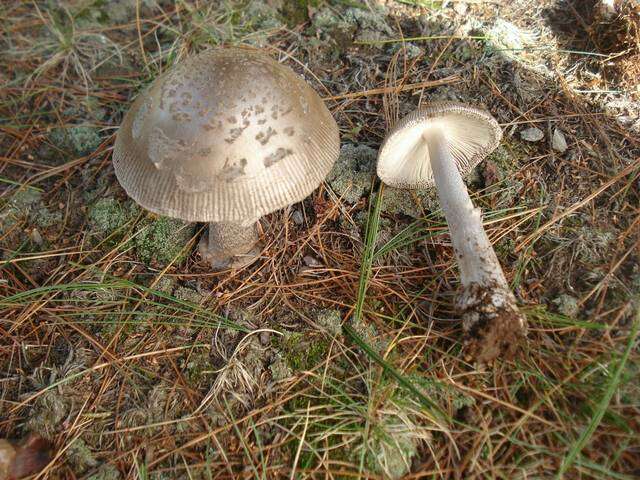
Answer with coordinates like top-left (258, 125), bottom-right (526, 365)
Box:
top-left (198, 220), bottom-right (260, 269)
top-left (424, 128), bottom-right (526, 362)
top-left (425, 129), bottom-right (508, 288)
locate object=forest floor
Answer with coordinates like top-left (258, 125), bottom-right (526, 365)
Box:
top-left (1, 0), bottom-right (639, 478)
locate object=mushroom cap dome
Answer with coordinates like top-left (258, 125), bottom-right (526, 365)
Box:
top-left (113, 48), bottom-right (340, 222)
top-left (377, 102), bottom-right (502, 189)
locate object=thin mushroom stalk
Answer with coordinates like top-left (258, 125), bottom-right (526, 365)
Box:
top-left (377, 102), bottom-right (527, 363)
top-left (425, 128), bottom-right (526, 362)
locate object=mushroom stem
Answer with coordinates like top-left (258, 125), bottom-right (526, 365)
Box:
top-left (198, 220), bottom-right (260, 269)
top-left (425, 129), bottom-right (507, 287)
top-left (424, 129), bottom-right (526, 362)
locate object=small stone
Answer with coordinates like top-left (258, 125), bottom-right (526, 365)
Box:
top-left (291, 210), bottom-right (304, 225)
top-left (259, 330), bottom-right (271, 345)
top-left (453, 2), bottom-right (468, 15)
top-left (552, 128), bottom-right (568, 153)
top-left (303, 255), bottom-right (322, 267)
top-left (30, 228), bottom-right (43, 246)
top-left (520, 127), bottom-right (544, 142)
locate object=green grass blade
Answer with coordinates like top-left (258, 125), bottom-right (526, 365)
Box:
top-left (343, 324), bottom-right (447, 425)
top-left (556, 308), bottom-right (640, 478)
top-left (353, 182), bottom-right (384, 321)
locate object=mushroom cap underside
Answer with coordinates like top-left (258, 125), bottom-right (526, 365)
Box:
top-left (113, 47), bottom-right (340, 222)
top-left (377, 102), bottom-right (502, 189)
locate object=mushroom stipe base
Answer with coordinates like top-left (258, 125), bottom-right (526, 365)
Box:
top-left (460, 282), bottom-right (527, 364)
top-left (198, 221), bottom-right (261, 270)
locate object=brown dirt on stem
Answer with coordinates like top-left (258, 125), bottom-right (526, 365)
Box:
top-left (460, 283), bottom-right (528, 364)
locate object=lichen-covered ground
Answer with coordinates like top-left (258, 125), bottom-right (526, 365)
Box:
top-left (1, 1), bottom-right (639, 478)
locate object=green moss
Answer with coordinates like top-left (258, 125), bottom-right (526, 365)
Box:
top-left (343, 6), bottom-right (391, 45)
top-left (376, 188), bottom-right (437, 218)
top-left (25, 390), bottom-right (68, 437)
top-left (243, 1), bottom-right (284, 30)
top-left (350, 317), bottom-right (388, 355)
top-left (312, 4), bottom-right (390, 48)
top-left (134, 216), bottom-right (195, 267)
top-left (31, 205), bottom-right (63, 229)
top-left (278, 332), bottom-right (330, 371)
top-left (182, 350), bottom-right (214, 385)
top-left (409, 375), bottom-right (475, 411)
top-left (6, 188), bottom-right (42, 210)
top-left (0, 188), bottom-right (41, 236)
top-left (576, 226), bottom-right (615, 264)
top-left (150, 276), bottom-right (177, 294)
top-left (312, 7), bottom-right (356, 50)
top-left (387, 41), bottom-right (423, 59)
top-left (552, 294), bottom-right (579, 317)
top-left (355, 420), bottom-right (417, 479)
top-left (269, 353), bottom-right (293, 382)
top-left (483, 19), bottom-right (538, 64)
top-left (0, 188), bottom-right (42, 249)
top-left (487, 143), bottom-right (520, 174)
top-left (327, 143), bottom-right (377, 204)
top-left (494, 236), bottom-right (516, 261)
top-left (481, 143), bottom-right (528, 208)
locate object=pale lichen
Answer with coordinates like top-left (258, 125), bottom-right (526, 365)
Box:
top-left (66, 438), bottom-right (98, 474)
top-left (134, 216), bottom-right (195, 267)
top-left (88, 198), bottom-right (139, 235)
top-left (49, 125), bottom-right (103, 157)
top-left (328, 144), bottom-right (437, 218)
top-left (552, 294), bottom-right (580, 317)
top-left (315, 309), bottom-right (342, 337)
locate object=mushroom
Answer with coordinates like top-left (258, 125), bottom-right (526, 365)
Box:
top-left (376, 102), bottom-right (526, 363)
top-left (113, 48), bottom-right (340, 268)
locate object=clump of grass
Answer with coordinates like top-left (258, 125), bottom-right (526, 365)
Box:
top-left (17, 3), bottom-right (123, 92)
top-left (278, 348), bottom-right (444, 479)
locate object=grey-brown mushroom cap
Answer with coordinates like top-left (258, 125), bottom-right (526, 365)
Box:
top-left (112, 48), bottom-right (340, 223)
top-left (376, 102), bottom-right (502, 189)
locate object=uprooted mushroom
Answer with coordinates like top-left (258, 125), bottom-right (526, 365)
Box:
top-left (376, 102), bottom-right (527, 363)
